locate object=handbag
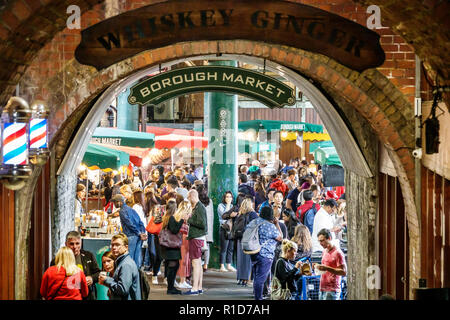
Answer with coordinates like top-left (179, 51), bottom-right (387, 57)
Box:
top-left (146, 215), bottom-right (163, 235)
top-left (270, 259), bottom-right (292, 300)
top-left (221, 219), bottom-right (233, 240)
top-left (158, 227), bottom-right (182, 248)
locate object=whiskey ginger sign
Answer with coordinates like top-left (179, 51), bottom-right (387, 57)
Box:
top-left (75, 0), bottom-right (385, 72)
top-left (128, 66), bottom-right (296, 108)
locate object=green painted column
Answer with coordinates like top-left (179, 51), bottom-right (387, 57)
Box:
top-left (117, 87), bottom-right (139, 131)
top-left (206, 60), bottom-right (238, 269)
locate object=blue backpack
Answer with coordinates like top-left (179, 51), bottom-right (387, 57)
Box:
top-left (304, 206), bottom-right (318, 235)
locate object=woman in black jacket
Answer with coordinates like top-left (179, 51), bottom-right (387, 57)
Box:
top-left (274, 239), bottom-right (304, 300)
top-left (159, 200), bottom-right (186, 295)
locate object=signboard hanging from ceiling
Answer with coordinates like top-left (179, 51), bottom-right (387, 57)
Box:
top-left (128, 66), bottom-right (296, 108)
top-left (75, 0), bottom-right (385, 72)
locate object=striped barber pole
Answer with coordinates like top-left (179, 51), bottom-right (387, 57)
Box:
top-left (2, 122), bottom-right (28, 165)
top-left (29, 118), bottom-right (47, 150)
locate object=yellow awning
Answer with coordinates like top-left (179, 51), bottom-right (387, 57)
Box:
top-left (280, 131), bottom-right (331, 142)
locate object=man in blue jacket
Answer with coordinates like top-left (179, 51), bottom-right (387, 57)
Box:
top-left (111, 194), bottom-right (147, 268)
top-left (99, 233), bottom-right (142, 300)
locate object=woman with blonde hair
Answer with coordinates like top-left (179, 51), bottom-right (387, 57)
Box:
top-left (272, 239), bottom-right (305, 300)
top-left (233, 197), bottom-right (259, 286)
top-left (40, 247), bottom-right (89, 300)
top-left (291, 224), bottom-right (313, 260)
top-left (159, 200), bottom-right (187, 295)
top-left (176, 200), bottom-right (193, 289)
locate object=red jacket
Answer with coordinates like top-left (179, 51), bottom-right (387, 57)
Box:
top-left (269, 179), bottom-right (288, 196)
top-left (40, 266), bottom-right (89, 300)
top-left (296, 200), bottom-right (321, 223)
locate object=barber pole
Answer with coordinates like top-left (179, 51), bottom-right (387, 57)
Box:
top-left (2, 122), bottom-right (28, 165)
top-left (0, 96), bottom-right (32, 190)
top-left (28, 100), bottom-right (50, 165)
top-left (29, 118), bottom-right (47, 151)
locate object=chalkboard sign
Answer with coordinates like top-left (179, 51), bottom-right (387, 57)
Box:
top-left (322, 164), bottom-right (344, 187)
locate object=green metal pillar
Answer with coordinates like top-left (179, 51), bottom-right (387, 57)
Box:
top-left (117, 87), bottom-right (139, 131)
top-left (206, 60), bottom-right (238, 269)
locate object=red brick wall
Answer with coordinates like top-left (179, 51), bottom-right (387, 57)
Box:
top-left (19, 0), bottom-right (417, 105)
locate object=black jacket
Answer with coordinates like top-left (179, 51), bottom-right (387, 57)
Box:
top-left (274, 258), bottom-right (302, 293)
top-left (238, 183), bottom-right (256, 198)
top-left (51, 249), bottom-right (101, 300)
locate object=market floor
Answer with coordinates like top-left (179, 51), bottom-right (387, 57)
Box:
top-left (147, 269), bottom-right (254, 300)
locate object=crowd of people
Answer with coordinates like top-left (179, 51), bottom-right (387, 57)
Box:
top-left (44, 158), bottom-right (347, 300)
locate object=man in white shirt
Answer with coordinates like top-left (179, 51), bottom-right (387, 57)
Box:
top-left (311, 199), bottom-right (341, 252)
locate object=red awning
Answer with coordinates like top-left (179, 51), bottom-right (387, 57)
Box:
top-left (154, 133), bottom-right (208, 149)
top-left (145, 126), bottom-right (203, 137)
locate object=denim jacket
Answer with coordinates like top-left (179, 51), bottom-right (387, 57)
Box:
top-left (119, 204), bottom-right (146, 237)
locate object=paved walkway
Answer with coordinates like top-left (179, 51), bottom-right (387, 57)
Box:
top-left (147, 269), bottom-right (255, 300)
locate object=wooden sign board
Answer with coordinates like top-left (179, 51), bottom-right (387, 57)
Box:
top-left (75, 0), bottom-right (385, 72)
top-left (128, 66), bottom-right (296, 108)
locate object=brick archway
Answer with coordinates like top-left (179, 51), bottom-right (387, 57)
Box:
top-left (39, 40), bottom-right (419, 294)
top-left (3, 0), bottom-right (430, 299)
top-left (50, 40), bottom-right (415, 185)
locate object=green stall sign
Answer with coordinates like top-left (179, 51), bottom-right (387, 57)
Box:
top-left (128, 66), bottom-right (296, 108)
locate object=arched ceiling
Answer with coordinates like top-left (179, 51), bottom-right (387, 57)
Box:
top-left (0, 0), bottom-right (448, 105)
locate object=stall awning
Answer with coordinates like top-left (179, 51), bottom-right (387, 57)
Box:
top-left (313, 147), bottom-right (342, 167)
top-left (238, 140), bottom-right (277, 154)
top-left (155, 133), bottom-right (208, 149)
top-left (146, 126), bottom-right (203, 137)
top-left (82, 144), bottom-right (130, 171)
top-left (91, 143), bottom-right (151, 167)
top-left (309, 140), bottom-right (335, 153)
top-left (238, 120), bottom-right (323, 133)
top-left (91, 127), bottom-right (155, 148)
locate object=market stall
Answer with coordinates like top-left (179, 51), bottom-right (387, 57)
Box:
top-left (78, 143), bottom-right (129, 241)
top-left (238, 119), bottom-right (330, 164)
top-left (91, 127), bottom-right (155, 148)
top-left (312, 146), bottom-right (344, 187)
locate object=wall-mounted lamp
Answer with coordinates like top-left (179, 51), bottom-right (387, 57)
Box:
top-left (0, 97), bottom-right (50, 190)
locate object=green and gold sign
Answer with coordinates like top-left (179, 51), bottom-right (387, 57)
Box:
top-left (128, 66), bottom-right (295, 108)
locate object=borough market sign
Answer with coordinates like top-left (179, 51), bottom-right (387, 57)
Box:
top-left (75, 0), bottom-right (385, 72)
top-left (128, 66), bottom-right (296, 108)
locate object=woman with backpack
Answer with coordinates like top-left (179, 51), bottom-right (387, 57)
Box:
top-left (233, 198), bottom-right (259, 286)
top-left (245, 206), bottom-right (283, 300)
